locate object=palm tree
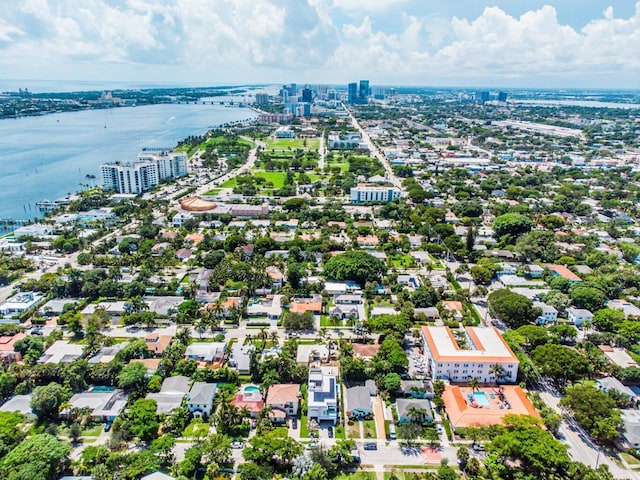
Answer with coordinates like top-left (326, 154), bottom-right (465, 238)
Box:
top-left (489, 364), bottom-right (506, 387)
top-left (407, 406), bottom-right (428, 424)
top-left (269, 330), bottom-right (279, 347)
top-left (468, 376), bottom-right (481, 393)
top-left (258, 328), bottom-right (268, 350)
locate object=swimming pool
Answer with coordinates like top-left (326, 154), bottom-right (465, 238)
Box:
top-left (473, 392), bottom-right (490, 407)
top-left (244, 385), bottom-right (261, 393)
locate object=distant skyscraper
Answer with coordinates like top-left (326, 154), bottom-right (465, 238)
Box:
top-left (475, 91), bottom-right (490, 104)
top-left (255, 93), bottom-right (269, 106)
top-left (302, 88), bottom-right (312, 103)
top-left (359, 80), bottom-right (370, 99)
top-left (497, 91), bottom-right (508, 102)
top-left (348, 82), bottom-right (358, 104)
top-left (289, 83), bottom-right (297, 96)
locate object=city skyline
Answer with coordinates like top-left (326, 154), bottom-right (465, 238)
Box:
top-left (1, 1), bottom-right (640, 88)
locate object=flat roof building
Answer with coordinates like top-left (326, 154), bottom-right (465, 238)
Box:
top-left (350, 185), bottom-right (401, 204)
top-left (421, 326), bottom-right (519, 384)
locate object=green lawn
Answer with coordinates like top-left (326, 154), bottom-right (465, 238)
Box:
top-left (80, 424), bottom-right (103, 437)
top-left (335, 473), bottom-right (376, 480)
top-left (182, 419), bottom-right (210, 438)
top-left (363, 420), bottom-right (377, 439)
top-left (266, 138), bottom-right (319, 151)
top-left (203, 188), bottom-right (222, 195)
top-left (220, 177), bottom-right (238, 188)
top-left (255, 171), bottom-right (287, 188)
top-left (300, 415), bottom-right (310, 438)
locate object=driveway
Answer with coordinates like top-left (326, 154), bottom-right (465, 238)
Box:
top-left (371, 396), bottom-right (387, 440)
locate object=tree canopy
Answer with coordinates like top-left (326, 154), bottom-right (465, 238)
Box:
top-left (488, 289), bottom-right (541, 328)
top-left (323, 250), bottom-right (386, 285)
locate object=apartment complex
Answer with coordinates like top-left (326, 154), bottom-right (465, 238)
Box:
top-left (350, 184), bottom-right (401, 204)
top-left (102, 150), bottom-right (188, 194)
top-left (421, 326), bottom-right (519, 383)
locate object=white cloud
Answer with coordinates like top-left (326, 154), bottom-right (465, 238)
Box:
top-left (0, 0), bottom-right (639, 86)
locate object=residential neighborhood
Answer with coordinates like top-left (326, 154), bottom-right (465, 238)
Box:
top-left (0, 82), bottom-right (639, 480)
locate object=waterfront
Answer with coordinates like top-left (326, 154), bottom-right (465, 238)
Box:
top-left (0, 103), bottom-right (256, 221)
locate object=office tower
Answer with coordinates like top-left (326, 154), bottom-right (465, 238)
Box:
top-left (475, 91), bottom-right (490, 104)
top-left (359, 80), bottom-right (370, 100)
top-left (348, 83), bottom-right (358, 104)
top-left (302, 88), bottom-right (312, 103)
top-left (497, 91), bottom-right (508, 102)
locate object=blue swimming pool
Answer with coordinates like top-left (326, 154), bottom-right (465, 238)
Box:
top-left (244, 385), bottom-right (260, 393)
top-left (473, 392), bottom-right (490, 407)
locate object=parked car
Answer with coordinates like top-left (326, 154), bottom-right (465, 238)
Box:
top-left (363, 443), bottom-right (377, 450)
top-left (104, 422), bottom-right (112, 432)
top-left (292, 418), bottom-right (298, 429)
top-left (232, 441), bottom-right (244, 449)
top-left (328, 426), bottom-right (334, 438)
top-left (30, 327), bottom-right (43, 335)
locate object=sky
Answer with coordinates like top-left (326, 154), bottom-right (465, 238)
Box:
top-left (1, 0), bottom-right (640, 89)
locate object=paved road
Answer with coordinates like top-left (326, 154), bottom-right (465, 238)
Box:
top-left (345, 106), bottom-right (403, 191)
top-left (539, 389), bottom-right (635, 479)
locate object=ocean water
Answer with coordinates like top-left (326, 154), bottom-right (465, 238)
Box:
top-left (0, 103), bottom-right (256, 221)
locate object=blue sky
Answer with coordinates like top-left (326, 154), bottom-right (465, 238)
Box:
top-left (1, 1), bottom-right (639, 89)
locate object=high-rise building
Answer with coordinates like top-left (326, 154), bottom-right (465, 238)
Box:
top-left (359, 80), bottom-right (370, 100)
top-left (475, 91), bottom-right (490, 104)
top-left (497, 91), bottom-right (508, 102)
top-left (348, 83), bottom-right (358, 104)
top-left (255, 93), bottom-right (269, 106)
top-left (301, 88), bottom-right (312, 103)
top-left (102, 150), bottom-right (188, 195)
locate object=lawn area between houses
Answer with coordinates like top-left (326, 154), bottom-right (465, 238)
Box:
top-left (182, 419), bottom-right (210, 438)
top-left (363, 420), bottom-right (377, 439)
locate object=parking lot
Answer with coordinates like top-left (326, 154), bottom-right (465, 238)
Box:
top-left (408, 349), bottom-right (427, 378)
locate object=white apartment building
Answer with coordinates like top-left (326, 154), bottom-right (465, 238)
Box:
top-left (307, 367), bottom-right (339, 425)
top-left (421, 326), bottom-right (519, 384)
top-left (102, 150), bottom-right (188, 195)
top-left (350, 185), bottom-right (401, 204)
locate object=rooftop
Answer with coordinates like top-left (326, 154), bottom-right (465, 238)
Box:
top-left (443, 386), bottom-right (539, 429)
top-left (422, 326), bottom-right (518, 363)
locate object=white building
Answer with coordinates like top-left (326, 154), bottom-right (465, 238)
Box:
top-left (274, 126), bottom-right (295, 138)
top-left (421, 326), bottom-right (519, 384)
top-left (102, 150), bottom-right (188, 195)
top-left (307, 367), bottom-right (339, 425)
top-left (138, 150), bottom-right (189, 179)
top-left (533, 301), bottom-right (558, 324)
top-left (187, 382), bottom-right (217, 418)
top-left (567, 308), bottom-right (593, 327)
top-left (0, 292), bottom-right (44, 319)
top-left (350, 185), bottom-right (401, 204)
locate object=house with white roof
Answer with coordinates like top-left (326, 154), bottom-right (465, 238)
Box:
top-left (567, 307), bottom-right (593, 327)
top-left (307, 367), bottom-right (339, 425)
top-left (187, 382), bottom-right (217, 418)
top-left (38, 340), bottom-right (84, 364)
top-left (608, 299), bottom-right (640, 319)
top-left (146, 375), bottom-right (191, 414)
top-left (185, 342), bottom-right (226, 364)
top-left (421, 326), bottom-right (519, 384)
top-left (533, 301), bottom-right (558, 325)
top-left (0, 292), bottom-right (45, 320)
